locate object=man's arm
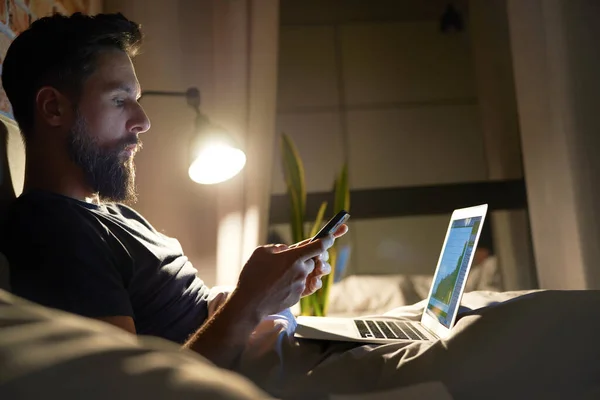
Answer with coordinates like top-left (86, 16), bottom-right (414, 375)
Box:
top-left (184, 290), bottom-right (262, 368)
top-left (184, 238), bottom-right (334, 369)
top-left (97, 316), bottom-right (137, 334)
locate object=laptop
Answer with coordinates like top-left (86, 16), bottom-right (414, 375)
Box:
top-left (295, 204), bottom-right (488, 343)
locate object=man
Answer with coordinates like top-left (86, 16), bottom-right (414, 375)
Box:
top-left (0, 12), bottom-right (346, 369)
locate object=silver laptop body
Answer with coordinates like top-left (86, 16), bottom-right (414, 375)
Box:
top-left (295, 204), bottom-right (488, 344)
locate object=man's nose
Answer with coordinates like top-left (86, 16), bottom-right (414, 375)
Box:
top-left (128, 104), bottom-right (151, 134)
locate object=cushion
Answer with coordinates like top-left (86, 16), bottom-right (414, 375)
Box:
top-left (0, 118), bottom-right (25, 292)
top-left (0, 289), bottom-right (271, 399)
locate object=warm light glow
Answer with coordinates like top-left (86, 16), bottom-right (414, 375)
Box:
top-left (188, 143), bottom-right (247, 184)
top-left (242, 206), bottom-right (260, 263)
top-left (216, 211), bottom-right (244, 286)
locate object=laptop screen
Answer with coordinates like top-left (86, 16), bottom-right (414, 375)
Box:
top-left (425, 216), bottom-right (483, 328)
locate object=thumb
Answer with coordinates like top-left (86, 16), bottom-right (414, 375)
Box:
top-left (261, 244), bottom-right (288, 254)
top-left (284, 234), bottom-right (334, 262)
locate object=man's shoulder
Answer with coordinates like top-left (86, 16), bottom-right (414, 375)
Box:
top-left (107, 202), bottom-right (157, 233)
top-left (3, 191), bottom-right (104, 240)
top-left (7, 191), bottom-right (90, 222)
top-left (108, 202), bottom-right (144, 219)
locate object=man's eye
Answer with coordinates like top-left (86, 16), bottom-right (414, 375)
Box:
top-left (113, 98), bottom-right (125, 107)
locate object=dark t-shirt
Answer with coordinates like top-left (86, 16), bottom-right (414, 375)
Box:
top-left (1, 190), bottom-right (210, 344)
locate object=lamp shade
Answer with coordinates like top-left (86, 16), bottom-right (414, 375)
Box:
top-left (188, 115), bottom-right (246, 185)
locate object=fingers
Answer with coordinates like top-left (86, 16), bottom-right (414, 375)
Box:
top-left (284, 234), bottom-right (334, 261)
top-left (301, 259), bottom-right (332, 296)
top-left (302, 275), bottom-right (323, 297)
top-left (315, 259), bottom-right (332, 276)
top-left (309, 257), bottom-right (331, 277)
top-left (288, 237), bottom-right (311, 249)
top-left (304, 257), bottom-right (316, 275)
top-left (333, 223), bottom-right (348, 238)
top-left (309, 275), bottom-right (323, 291)
top-left (261, 244), bottom-right (288, 254)
top-left (290, 223), bottom-right (348, 249)
top-left (273, 244), bottom-right (289, 253)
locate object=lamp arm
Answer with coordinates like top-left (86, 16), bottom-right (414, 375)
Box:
top-left (141, 88), bottom-right (246, 184)
top-left (140, 87), bottom-right (201, 112)
top-left (140, 90), bottom-right (187, 98)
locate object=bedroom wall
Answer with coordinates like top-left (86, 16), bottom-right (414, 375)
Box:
top-left (105, 0), bottom-right (542, 290)
top-left (270, 0), bottom-right (481, 277)
top-left (103, 0), bottom-right (221, 286)
top-left (103, 0), bottom-right (280, 287)
top-left (469, 0), bottom-right (536, 290)
top-left (269, 0), bottom-right (535, 288)
top-left (507, 0), bottom-right (600, 290)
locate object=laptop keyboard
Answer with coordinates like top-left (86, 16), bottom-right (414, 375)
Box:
top-left (354, 319), bottom-right (429, 341)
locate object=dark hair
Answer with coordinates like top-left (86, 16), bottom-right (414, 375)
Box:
top-left (1, 12), bottom-right (143, 138)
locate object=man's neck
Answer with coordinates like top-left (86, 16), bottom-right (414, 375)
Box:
top-left (23, 146), bottom-right (94, 202)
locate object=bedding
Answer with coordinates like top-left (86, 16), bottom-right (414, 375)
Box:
top-left (4, 286), bottom-right (600, 399)
top-left (0, 289), bottom-right (450, 399)
top-left (323, 256), bottom-right (501, 317)
top-left (0, 289), bottom-right (269, 400)
top-left (232, 289), bottom-right (600, 399)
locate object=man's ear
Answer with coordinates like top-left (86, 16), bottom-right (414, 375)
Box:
top-left (35, 86), bottom-right (74, 128)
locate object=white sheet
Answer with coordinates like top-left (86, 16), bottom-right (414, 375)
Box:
top-left (0, 289), bottom-right (452, 400)
top-left (4, 287), bottom-right (600, 399)
top-left (228, 289), bottom-right (600, 399)
top-left (323, 256), bottom-right (501, 317)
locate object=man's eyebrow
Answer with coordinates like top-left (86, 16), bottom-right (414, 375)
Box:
top-left (106, 83), bottom-right (142, 99)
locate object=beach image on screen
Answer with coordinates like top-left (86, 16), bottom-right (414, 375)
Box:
top-left (426, 216), bottom-right (482, 328)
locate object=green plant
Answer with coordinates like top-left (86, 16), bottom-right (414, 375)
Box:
top-left (281, 133), bottom-right (350, 317)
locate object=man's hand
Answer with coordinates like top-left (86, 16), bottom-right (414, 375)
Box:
top-left (235, 233), bottom-right (336, 317)
top-left (185, 239), bottom-right (333, 368)
top-left (284, 223), bottom-right (349, 297)
top-left (185, 223), bottom-right (348, 369)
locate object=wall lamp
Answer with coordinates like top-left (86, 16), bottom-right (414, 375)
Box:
top-left (140, 88), bottom-right (246, 185)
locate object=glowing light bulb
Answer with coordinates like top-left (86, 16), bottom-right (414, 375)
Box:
top-left (188, 143), bottom-right (247, 184)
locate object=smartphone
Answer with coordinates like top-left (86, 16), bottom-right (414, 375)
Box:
top-left (310, 210), bottom-right (350, 242)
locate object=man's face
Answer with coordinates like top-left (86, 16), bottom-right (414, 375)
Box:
top-left (67, 49), bottom-right (150, 202)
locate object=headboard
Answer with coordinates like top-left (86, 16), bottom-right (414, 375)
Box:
top-left (0, 116), bottom-right (25, 291)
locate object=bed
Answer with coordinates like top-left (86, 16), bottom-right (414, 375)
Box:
top-left (234, 288), bottom-right (600, 399)
top-left (297, 255), bottom-right (501, 318)
top-left (5, 286), bottom-right (600, 399)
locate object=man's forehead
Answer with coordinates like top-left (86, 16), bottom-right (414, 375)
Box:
top-left (103, 81), bottom-right (141, 97)
top-left (89, 51), bottom-right (141, 95)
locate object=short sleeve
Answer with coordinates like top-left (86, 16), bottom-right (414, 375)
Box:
top-left (3, 199), bottom-right (134, 319)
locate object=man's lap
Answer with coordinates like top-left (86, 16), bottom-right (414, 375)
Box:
top-left (238, 290), bottom-right (600, 399)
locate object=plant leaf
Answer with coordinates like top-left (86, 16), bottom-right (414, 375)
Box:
top-left (281, 132), bottom-right (309, 315)
top-left (321, 246), bottom-right (337, 316)
top-left (300, 296), bottom-right (311, 316)
top-left (334, 163), bottom-right (350, 213)
top-left (309, 293), bottom-right (323, 317)
top-left (309, 201), bottom-right (328, 238)
top-left (320, 164), bottom-right (350, 316)
top-left (281, 133), bottom-right (306, 243)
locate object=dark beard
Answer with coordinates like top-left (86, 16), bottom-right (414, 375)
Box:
top-left (67, 113), bottom-right (139, 203)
